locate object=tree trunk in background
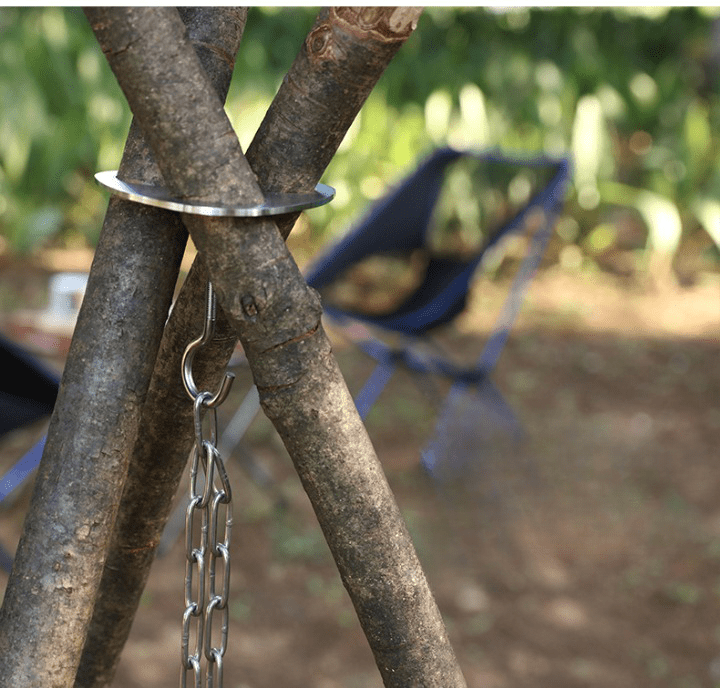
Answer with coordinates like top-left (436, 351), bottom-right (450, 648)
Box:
top-left (74, 9), bottom-right (249, 687)
top-left (87, 7), bottom-right (466, 687)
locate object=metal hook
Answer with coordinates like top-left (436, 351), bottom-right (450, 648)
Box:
top-left (182, 282), bottom-right (235, 408)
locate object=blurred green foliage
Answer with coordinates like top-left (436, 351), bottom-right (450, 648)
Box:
top-left (0, 7), bottom-right (130, 251)
top-left (1, 6), bottom-right (719, 280)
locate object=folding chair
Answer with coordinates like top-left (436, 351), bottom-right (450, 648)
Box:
top-left (308, 147), bottom-right (569, 479)
top-left (0, 332), bottom-right (59, 437)
top-left (0, 333), bottom-right (60, 570)
top-left (223, 146), bottom-right (570, 479)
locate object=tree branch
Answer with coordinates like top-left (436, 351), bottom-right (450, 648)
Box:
top-left (0, 9), bottom-right (251, 687)
top-left (246, 7), bottom-right (423, 237)
top-left (78, 12), bottom-right (432, 682)
top-left (86, 7), bottom-right (465, 687)
top-left (74, 9), bottom-right (249, 687)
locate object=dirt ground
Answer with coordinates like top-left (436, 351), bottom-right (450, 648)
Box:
top-left (1, 263), bottom-right (720, 688)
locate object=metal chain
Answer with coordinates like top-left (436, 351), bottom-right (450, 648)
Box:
top-left (181, 281), bottom-right (234, 688)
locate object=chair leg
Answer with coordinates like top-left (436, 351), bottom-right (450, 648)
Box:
top-left (354, 361), bottom-right (396, 419)
top-left (217, 385), bottom-right (260, 457)
top-left (422, 378), bottom-right (523, 479)
top-left (0, 541), bottom-right (12, 574)
top-left (0, 436), bottom-right (46, 505)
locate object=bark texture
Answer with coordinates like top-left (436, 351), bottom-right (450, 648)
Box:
top-left (74, 8), bottom-right (248, 687)
top-left (0, 12), bottom-right (241, 688)
top-left (87, 7), bottom-right (466, 688)
top-left (247, 6), bottom-right (423, 238)
top-left (73, 9), bottom-right (430, 685)
top-left (0, 192), bottom-right (182, 686)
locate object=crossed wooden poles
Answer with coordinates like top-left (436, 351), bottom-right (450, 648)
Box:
top-left (0, 7), bottom-right (467, 688)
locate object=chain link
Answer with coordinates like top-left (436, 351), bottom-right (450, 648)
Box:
top-left (181, 282), bottom-right (234, 688)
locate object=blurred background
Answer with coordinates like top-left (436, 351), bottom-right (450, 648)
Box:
top-left (0, 7), bottom-right (719, 279)
top-left (2, 7), bottom-right (720, 688)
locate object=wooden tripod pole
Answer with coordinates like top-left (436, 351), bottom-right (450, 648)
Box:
top-left (0, 8), bottom-right (248, 686)
top-left (74, 9), bottom-right (249, 687)
top-left (86, 7), bottom-right (467, 688)
top-left (77, 7), bottom-right (434, 686)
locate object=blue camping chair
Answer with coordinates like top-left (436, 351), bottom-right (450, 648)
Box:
top-left (304, 146), bottom-right (570, 477)
top-left (0, 333), bottom-right (59, 436)
top-left (0, 333), bottom-right (60, 571)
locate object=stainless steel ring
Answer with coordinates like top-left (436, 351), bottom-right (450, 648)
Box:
top-left (95, 170), bottom-right (335, 217)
